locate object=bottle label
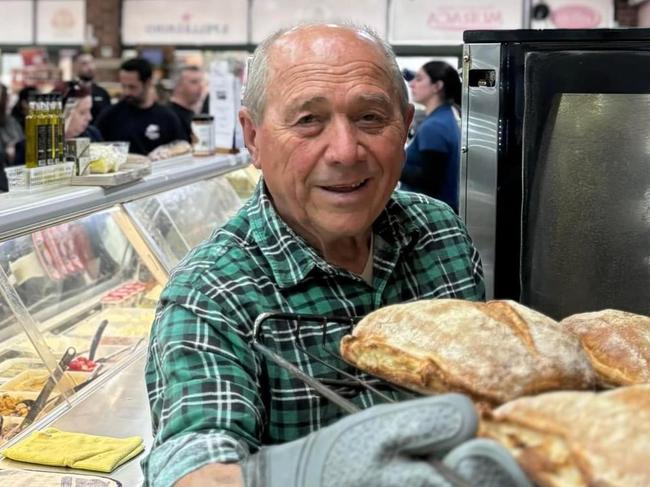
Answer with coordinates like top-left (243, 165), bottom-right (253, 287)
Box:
top-left (192, 122), bottom-right (213, 155)
top-left (37, 124), bottom-right (49, 166)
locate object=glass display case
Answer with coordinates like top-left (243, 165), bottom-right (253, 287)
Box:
top-left (124, 165), bottom-right (259, 271)
top-left (0, 153), bottom-right (251, 449)
top-left (0, 207), bottom-right (163, 446)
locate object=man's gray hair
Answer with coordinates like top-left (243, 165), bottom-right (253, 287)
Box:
top-left (172, 64), bottom-right (202, 88)
top-left (242, 23), bottom-right (409, 124)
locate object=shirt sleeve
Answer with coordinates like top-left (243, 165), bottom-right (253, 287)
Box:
top-left (454, 212), bottom-right (486, 300)
top-left (142, 287), bottom-right (266, 487)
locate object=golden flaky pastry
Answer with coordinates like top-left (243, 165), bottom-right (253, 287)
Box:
top-left (560, 309), bottom-right (650, 387)
top-left (340, 299), bottom-right (595, 405)
top-left (481, 385), bottom-right (650, 487)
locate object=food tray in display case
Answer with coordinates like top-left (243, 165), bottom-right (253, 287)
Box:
top-left (56, 307), bottom-right (155, 344)
top-left (0, 369), bottom-right (89, 395)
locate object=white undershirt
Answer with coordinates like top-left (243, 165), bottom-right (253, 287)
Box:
top-left (359, 233), bottom-right (374, 285)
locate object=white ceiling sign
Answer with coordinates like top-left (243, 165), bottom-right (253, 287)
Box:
top-left (36, 0), bottom-right (85, 45)
top-left (0, 0), bottom-right (34, 44)
top-left (122, 0), bottom-right (248, 45)
top-left (390, 0), bottom-right (523, 44)
top-left (251, 0), bottom-right (387, 43)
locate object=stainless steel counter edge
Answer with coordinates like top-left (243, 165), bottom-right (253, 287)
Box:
top-left (0, 151), bottom-right (251, 241)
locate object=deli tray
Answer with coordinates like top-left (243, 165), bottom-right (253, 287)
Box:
top-left (70, 162), bottom-right (152, 187)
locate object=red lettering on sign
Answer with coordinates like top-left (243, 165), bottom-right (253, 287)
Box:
top-left (551, 5), bottom-right (602, 28)
top-left (428, 7), bottom-right (504, 30)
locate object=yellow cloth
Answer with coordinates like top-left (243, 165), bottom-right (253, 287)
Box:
top-left (1, 427), bottom-right (144, 473)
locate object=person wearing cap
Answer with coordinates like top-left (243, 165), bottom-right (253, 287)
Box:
top-left (400, 61), bottom-right (462, 213)
top-left (142, 23), bottom-right (531, 487)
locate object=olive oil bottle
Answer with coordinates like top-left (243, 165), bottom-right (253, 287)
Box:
top-left (36, 95), bottom-right (50, 166)
top-left (24, 98), bottom-right (38, 168)
top-left (46, 95), bottom-right (57, 165)
top-left (50, 95), bottom-right (64, 163)
top-left (57, 96), bottom-right (65, 162)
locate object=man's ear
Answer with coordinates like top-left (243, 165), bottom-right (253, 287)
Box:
top-left (239, 107), bottom-right (261, 169)
top-left (403, 103), bottom-right (416, 144)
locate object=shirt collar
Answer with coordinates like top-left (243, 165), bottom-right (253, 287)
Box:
top-left (247, 181), bottom-right (420, 289)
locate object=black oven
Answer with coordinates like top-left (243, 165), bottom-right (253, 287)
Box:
top-left (461, 28), bottom-right (650, 319)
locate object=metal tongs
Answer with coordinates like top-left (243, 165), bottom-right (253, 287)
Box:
top-left (250, 312), bottom-right (474, 487)
top-left (19, 346), bottom-right (77, 429)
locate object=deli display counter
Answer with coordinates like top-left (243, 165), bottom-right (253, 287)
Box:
top-left (0, 152), bottom-right (256, 484)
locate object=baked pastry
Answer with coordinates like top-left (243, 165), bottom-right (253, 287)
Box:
top-left (340, 299), bottom-right (595, 404)
top-left (481, 385), bottom-right (650, 487)
top-left (560, 309), bottom-right (650, 387)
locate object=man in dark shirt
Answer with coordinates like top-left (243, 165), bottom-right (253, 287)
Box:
top-left (168, 65), bottom-right (204, 142)
top-left (72, 53), bottom-right (112, 123)
top-left (96, 58), bottom-right (185, 155)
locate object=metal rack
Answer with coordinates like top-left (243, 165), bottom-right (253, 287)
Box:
top-left (250, 311), bottom-right (474, 487)
top-left (251, 311), bottom-right (413, 413)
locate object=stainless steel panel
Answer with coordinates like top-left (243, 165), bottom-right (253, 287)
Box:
top-left (522, 94), bottom-right (650, 317)
top-left (461, 44), bottom-right (501, 298)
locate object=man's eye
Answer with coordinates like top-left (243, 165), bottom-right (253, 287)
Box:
top-left (359, 113), bottom-right (386, 125)
top-left (297, 114), bottom-right (318, 125)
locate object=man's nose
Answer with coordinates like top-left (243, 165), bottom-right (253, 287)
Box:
top-left (324, 116), bottom-right (362, 165)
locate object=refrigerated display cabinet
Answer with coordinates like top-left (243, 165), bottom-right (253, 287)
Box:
top-left (0, 152), bottom-right (253, 484)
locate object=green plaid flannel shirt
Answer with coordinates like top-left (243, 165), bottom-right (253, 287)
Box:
top-left (142, 182), bottom-right (484, 487)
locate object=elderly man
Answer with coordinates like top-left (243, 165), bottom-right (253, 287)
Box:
top-left (143, 24), bottom-right (530, 487)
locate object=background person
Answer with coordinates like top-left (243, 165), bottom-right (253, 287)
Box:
top-left (96, 58), bottom-right (185, 155)
top-left (10, 86), bottom-right (38, 131)
top-left (142, 23), bottom-right (528, 487)
top-left (168, 65), bottom-right (204, 143)
top-left (400, 61), bottom-right (462, 213)
top-left (0, 83), bottom-right (24, 166)
top-left (70, 52), bottom-right (112, 123)
top-left (62, 84), bottom-right (102, 141)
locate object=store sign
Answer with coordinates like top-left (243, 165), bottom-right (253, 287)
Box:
top-left (251, 0), bottom-right (387, 42)
top-left (390, 0), bottom-right (522, 44)
top-left (36, 0), bottom-right (85, 45)
top-left (539, 1), bottom-right (612, 29)
top-left (122, 0), bottom-right (248, 45)
top-left (428, 5), bottom-right (509, 30)
top-left (0, 0), bottom-right (34, 44)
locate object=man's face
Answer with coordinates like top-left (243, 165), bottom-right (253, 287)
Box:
top-left (240, 26), bottom-right (414, 245)
top-left (75, 54), bottom-right (95, 82)
top-left (119, 70), bottom-right (148, 107)
top-left (177, 70), bottom-right (204, 105)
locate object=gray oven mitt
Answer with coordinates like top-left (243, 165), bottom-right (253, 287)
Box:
top-left (241, 393), bottom-right (532, 487)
